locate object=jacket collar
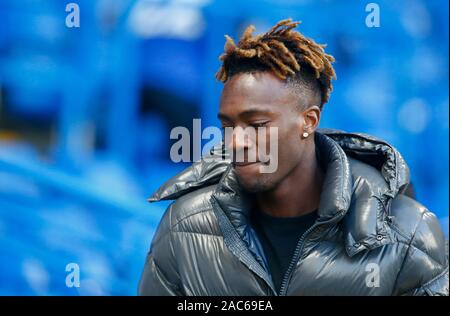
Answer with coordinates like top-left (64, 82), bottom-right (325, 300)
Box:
top-left (314, 131), bottom-right (352, 221)
top-left (321, 128), bottom-right (410, 199)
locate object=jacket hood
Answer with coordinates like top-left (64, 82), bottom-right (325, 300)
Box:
top-left (149, 128), bottom-right (410, 203)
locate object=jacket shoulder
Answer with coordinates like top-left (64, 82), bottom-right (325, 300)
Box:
top-left (389, 194), bottom-right (448, 295)
top-left (389, 194), bottom-right (445, 255)
top-left (168, 184), bottom-right (220, 235)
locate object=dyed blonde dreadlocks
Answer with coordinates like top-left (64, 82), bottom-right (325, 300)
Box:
top-left (216, 18), bottom-right (336, 107)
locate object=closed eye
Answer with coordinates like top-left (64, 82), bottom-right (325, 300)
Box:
top-left (250, 121), bottom-right (269, 128)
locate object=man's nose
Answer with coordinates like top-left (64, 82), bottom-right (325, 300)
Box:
top-left (231, 127), bottom-right (256, 153)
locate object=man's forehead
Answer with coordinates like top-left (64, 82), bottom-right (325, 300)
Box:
top-left (221, 72), bottom-right (299, 105)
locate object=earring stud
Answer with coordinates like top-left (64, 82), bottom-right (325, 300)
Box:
top-left (302, 132), bottom-right (309, 138)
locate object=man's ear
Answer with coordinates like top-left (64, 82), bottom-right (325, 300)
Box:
top-left (302, 105), bottom-right (321, 134)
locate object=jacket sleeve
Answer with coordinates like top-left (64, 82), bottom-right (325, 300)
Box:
top-left (138, 204), bottom-right (183, 296)
top-left (393, 209), bottom-right (449, 296)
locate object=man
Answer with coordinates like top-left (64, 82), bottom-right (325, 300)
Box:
top-left (138, 19), bottom-right (448, 295)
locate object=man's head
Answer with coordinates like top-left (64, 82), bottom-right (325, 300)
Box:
top-left (217, 19), bottom-right (336, 192)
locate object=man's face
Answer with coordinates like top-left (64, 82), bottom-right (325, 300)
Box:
top-left (218, 71), bottom-right (315, 192)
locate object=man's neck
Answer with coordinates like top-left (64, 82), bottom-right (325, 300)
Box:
top-left (255, 141), bottom-right (325, 218)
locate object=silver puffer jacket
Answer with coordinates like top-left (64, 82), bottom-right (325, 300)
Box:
top-left (139, 129), bottom-right (449, 296)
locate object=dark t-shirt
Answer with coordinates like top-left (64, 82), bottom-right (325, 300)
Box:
top-left (251, 209), bottom-right (317, 293)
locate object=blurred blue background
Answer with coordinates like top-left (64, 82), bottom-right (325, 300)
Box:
top-left (0, 0), bottom-right (448, 295)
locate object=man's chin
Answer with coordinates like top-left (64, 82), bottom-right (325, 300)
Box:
top-left (235, 175), bottom-right (272, 193)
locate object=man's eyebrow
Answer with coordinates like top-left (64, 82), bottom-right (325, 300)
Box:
top-left (218, 108), bottom-right (275, 121)
top-left (239, 108), bottom-right (275, 118)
